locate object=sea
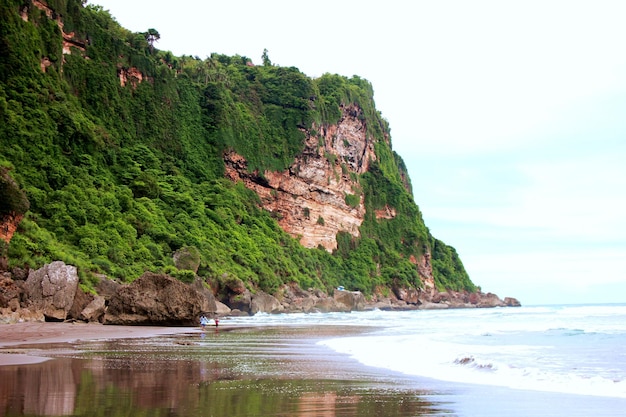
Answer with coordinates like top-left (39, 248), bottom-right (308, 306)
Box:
top-left (228, 303), bottom-right (626, 414)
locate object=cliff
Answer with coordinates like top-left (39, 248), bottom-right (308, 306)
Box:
top-left (225, 104), bottom-right (374, 253)
top-left (0, 0), bottom-right (518, 313)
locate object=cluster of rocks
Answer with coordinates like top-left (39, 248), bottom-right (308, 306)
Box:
top-left (0, 261), bottom-right (520, 325)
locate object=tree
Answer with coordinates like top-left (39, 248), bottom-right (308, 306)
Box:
top-left (0, 167), bottom-right (30, 218)
top-left (145, 28), bottom-right (160, 53)
top-left (262, 48), bottom-right (272, 66)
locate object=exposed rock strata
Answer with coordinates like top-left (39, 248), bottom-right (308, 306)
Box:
top-left (0, 213), bottom-right (22, 244)
top-left (28, 0), bottom-right (86, 68)
top-left (225, 104), bottom-right (374, 252)
top-left (224, 104), bottom-right (439, 291)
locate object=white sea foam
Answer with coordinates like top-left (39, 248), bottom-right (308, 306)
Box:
top-left (230, 304), bottom-right (626, 398)
top-left (319, 331), bottom-right (626, 398)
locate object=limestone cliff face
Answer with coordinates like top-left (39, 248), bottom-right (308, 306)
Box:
top-left (224, 103), bottom-right (438, 291)
top-left (225, 104), bottom-right (376, 252)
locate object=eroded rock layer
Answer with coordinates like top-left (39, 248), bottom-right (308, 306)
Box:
top-left (225, 104), bottom-right (375, 252)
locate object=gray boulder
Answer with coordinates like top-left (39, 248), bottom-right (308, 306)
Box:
top-left (250, 292), bottom-right (284, 314)
top-left (214, 300), bottom-right (231, 315)
top-left (23, 261), bottom-right (78, 321)
top-left (333, 289), bottom-right (365, 311)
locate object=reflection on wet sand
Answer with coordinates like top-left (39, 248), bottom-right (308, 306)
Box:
top-left (0, 358), bottom-right (77, 416)
top-left (0, 327), bottom-right (453, 417)
top-left (299, 392), bottom-right (342, 417)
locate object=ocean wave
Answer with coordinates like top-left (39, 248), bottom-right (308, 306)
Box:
top-left (229, 305), bottom-right (626, 398)
top-left (319, 332), bottom-right (626, 398)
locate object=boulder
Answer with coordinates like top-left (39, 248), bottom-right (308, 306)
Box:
top-left (333, 289), bottom-right (365, 311)
top-left (228, 289), bottom-right (252, 313)
top-left (313, 296), bottom-right (340, 313)
top-left (224, 275), bottom-right (246, 294)
top-left (392, 286), bottom-right (420, 304)
top-left (190, 278), bottom-right (217, 313)
top-left (214, 300), bottom-right (231, 316)
top-left (228, 309), bottom-right (249, 317)
top-left (104, 272), bottom-right (214, 325)
top-left (0, 273), bottom-right (21, 311)
top-left (95, 275), bottom-right (122, 300)
top-left (277, 283), bottom-right (319, 313)
top-left (250, 292), bottom-right (284, 314)
top-left (432, 292), bottom-right (450, 303)
top-left (476, 292), bottom-right (506, 308)
top-left (283, 295), bottom-right (317, 313)
top-left (504, 297), bottom-right (522, 307)
top-left (80, 296), bottom-right (106, 322)
top-left (68, 286), bottom-right (94, 321)
top-left (23, 261), bottom-right (79, 321)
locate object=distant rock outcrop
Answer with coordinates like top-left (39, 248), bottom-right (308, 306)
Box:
top-left (504, 297), bottom-right (522, 307)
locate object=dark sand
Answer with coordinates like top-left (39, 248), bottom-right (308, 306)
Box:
top-left (0, 321), bottom-right (454, 417)
top-left (2, 321), bottom-right (625, 417)
top-left (0, 321), bottom-right (196, 365)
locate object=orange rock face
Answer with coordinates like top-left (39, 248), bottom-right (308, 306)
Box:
top-left (0, 213), bottom-right (23, 245)
top-left (225, 104), bottom-right (376, 252)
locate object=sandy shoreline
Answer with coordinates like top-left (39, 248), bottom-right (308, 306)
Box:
top-left (2, 320), bottom-right (625, 417)
top-left (0, 321), bottom-right (197, 366)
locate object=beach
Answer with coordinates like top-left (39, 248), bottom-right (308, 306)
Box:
top-left (0, 321), bottom-right (456, 417)
top-left (0, 321), bottom-right (195, 364)
top-left (2, 307), bottom-right (626, 417)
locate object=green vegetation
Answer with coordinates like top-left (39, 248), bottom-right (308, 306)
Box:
top-left (0, 165), bottom-right (30, 218)
top-left (0, 0), bottom-right (475, 295)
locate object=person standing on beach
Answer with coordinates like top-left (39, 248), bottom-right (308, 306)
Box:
top-left (200, 315), bottom-right (209, 330)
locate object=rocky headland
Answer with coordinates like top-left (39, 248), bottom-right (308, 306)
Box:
top-left (0, 1), bottom-right (522, 328)
top-left (0, 261), bottom-right (520, 325)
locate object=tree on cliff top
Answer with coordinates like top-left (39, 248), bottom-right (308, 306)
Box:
top-left (145, 28), bottom-right (160, 52)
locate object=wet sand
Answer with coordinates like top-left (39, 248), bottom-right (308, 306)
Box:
top-left (2, 321), bottom-right (624, 417)
top-left (0, 321), bottom-right (197, 365)
top-left (0, 322), bottom-right (454, 417)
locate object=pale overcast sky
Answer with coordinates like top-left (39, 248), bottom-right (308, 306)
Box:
top-left (90, 0), bottom-right (626, 305)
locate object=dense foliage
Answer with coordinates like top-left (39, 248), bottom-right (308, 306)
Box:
top-left (0, 0), bottom-right (475, 294)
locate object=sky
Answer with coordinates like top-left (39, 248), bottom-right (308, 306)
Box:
top-left (89, 0), bottom-right (626, 305)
